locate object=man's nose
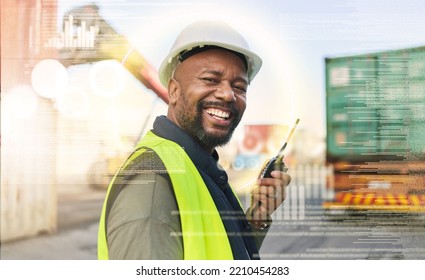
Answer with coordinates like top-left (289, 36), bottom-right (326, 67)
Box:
top-left (214, 82), bottom-right (236, 102)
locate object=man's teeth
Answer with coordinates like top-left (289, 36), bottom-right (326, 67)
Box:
top-left (206, 108), bottom-right (230, 119)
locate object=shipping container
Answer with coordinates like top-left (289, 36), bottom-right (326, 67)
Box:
top-left (1, 0), bottom-right (60, 241)
top-left (324, 46), bottom-right (425, 211)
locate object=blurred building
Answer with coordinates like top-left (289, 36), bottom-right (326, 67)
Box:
top-left (2, 0), bottom-right (59, 241)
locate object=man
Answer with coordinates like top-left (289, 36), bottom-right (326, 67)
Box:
top-left (98, 21), bottom-right (291, 260)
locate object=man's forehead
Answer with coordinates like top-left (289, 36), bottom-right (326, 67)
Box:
top-left (173, 48), bottom-right (249, 83)
top-left (178, 45), bottom-right (248, 71)
top-left (184, 49), bottom-right (248, 72)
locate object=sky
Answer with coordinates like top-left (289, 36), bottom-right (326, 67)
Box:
top-left (57, 0), bottom-right (425, 137)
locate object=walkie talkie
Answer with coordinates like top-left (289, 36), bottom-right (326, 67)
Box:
top-left (250, 118), bottom-right (300, 217)
top-left (260, 118), bottom-right (300, 178)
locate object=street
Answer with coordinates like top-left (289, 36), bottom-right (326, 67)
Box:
top-left (1, 167), bottom-right (424, 260)
top-left (260, 204), bottom-right (425, 259)
top-left (238, 165), bottom-right (425, 260)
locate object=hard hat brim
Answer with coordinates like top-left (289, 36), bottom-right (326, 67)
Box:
top-left (158, 21), bottom-right (262, 87)
top-left (159, 42), bottom-right (262, 87)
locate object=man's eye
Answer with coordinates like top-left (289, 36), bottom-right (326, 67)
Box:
top-left (234, 85), bottom-right (247, 93)
top-left (201, 77), bottom-right (218, 83)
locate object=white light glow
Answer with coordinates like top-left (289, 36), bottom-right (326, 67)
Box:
top-left (89, 60), bottom-right (125, 98)
top-left (2, 85), bottom-right (39, 119)
top-left (31, 59), bottom-right (68, 99)
top-left (56, 86), bottom-right (90, 119)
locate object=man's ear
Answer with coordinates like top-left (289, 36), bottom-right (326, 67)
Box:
top-left (168, 78), bottom-right (180, 105)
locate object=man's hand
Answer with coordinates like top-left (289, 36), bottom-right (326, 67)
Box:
top-left (247, 170), bottom-right (291, 229)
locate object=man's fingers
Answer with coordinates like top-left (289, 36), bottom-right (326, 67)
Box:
top-left (251, 185), bottom-right (278, 198)
top-left (249, 171), bottom-right (292, 220)
top-left (259, 171), bottom-right (291, 185)
top-left (251, 192), bottom-right (281, 212)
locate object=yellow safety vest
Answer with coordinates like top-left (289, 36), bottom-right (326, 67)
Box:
top-left (98, 131), bottom-right (234, 260)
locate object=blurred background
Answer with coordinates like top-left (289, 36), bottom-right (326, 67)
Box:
top-left (1, 0), bottom-right (425, 259)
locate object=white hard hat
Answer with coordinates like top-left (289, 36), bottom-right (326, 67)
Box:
top-left (158, 20), bottom-right (262, 86)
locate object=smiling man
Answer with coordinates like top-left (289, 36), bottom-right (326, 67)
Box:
top-left (168, 47), bottom-right (247, 151)
top-left (98, 21), bottom-right (292, 260)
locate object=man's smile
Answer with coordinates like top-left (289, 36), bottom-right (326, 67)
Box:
top-left (205, 107), bottom-right (230, 121)
top-left (201, 101), bottom-right (237, 128)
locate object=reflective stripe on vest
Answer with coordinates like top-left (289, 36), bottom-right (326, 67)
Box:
top-left (98, 131), bottom-right (234, 260)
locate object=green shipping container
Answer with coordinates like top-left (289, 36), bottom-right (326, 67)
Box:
top-left (326, 46), bottom-right (425, 163)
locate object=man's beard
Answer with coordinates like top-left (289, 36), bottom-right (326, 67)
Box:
top-left (177, 99), bottom-right (242, 148)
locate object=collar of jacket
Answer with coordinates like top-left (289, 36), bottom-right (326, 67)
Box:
top-left (152, 115), bottom-right (229, 190)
